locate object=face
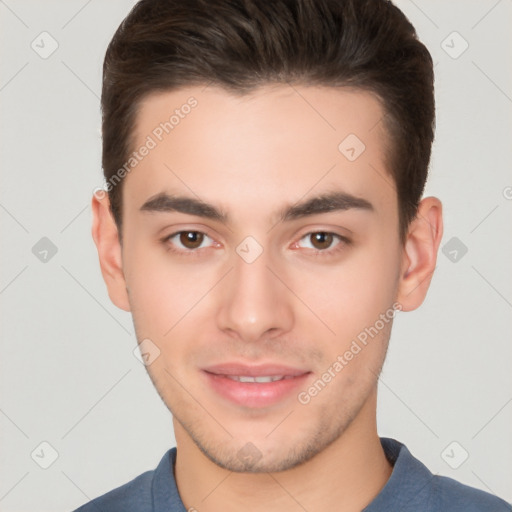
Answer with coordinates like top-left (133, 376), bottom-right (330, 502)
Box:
top-left (96, 84), bottom-right (428, 473)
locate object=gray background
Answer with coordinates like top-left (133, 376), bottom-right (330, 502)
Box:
top-left (1, 0), bottom-right (511, 510)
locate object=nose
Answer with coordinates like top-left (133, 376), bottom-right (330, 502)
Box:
top-left (216, 247), bottom-right (294, 343)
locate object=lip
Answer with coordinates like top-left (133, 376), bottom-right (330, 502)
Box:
top-left (203, 362), bottom-right (310, 377)
top-left (202, 362), bottom-right (312, 408)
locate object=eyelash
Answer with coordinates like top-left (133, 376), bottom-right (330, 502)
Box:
top-left (161, 230), bottom-right (351, 257)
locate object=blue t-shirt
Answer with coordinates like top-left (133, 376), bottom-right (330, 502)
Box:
top-left (73, 437), bottom-right (511, 511)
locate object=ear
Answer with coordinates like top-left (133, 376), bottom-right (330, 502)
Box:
top-left (396, 196), bottom-right (443, 312)
top-left (91, 191), bottom-right (131, 312)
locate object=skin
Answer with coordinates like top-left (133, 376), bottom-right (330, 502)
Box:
top-left (92, 84), bottom-right (443, 512)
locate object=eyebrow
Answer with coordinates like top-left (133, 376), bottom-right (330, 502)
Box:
top-left (139, 190), bottom-right (374, 223)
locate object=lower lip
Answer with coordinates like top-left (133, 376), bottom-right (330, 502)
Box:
top-left (203, 371), bottom-right (311, 408)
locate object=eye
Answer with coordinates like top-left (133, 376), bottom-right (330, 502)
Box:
top-left (296, 231), bottom-right (347, 253)
top-left (164, 231), bottom-right (215, 251)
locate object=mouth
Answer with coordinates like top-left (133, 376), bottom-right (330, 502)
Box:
top-left (220, 375), bottom-right (298, 383)
top-left (202, 363), bottom-right (312, 408)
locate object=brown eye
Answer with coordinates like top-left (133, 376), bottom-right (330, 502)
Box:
top-left (309, 232), bottom-right (334, 250)
top-left (178, 231), bottom-right (204, 249)
top-left (295, 231), bottom-right (347, 254)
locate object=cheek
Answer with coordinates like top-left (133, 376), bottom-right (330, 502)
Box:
top-left (293, 237), bottom-right (400, 344)
top-left (122, 239), bottom-right (200, 332)
top-left (347, 232), bottom-right (401, 296)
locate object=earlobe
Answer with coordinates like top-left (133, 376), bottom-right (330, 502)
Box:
top-left (91, 192), bottom-right (131, 312)
top-left (396, 197), bottom-right (443, 312)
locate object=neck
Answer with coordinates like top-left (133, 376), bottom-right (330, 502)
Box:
top-left (173, 391), bottom-right (392, 512)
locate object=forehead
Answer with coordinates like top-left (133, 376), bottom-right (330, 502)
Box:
top-left (125, 84), bottom-right (396, 223)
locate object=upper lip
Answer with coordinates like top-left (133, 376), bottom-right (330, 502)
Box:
top-left (203, 363), bottom-right (311, 377)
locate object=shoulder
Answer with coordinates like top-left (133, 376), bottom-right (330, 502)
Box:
top-left (432, 474), bottom-right (511, 512)
top-left (71, 448), bottom-right (178, 512)
top-left (377, 438), bottom-right (510, 512)
top-left (72, 469), bottom-right (155, 512)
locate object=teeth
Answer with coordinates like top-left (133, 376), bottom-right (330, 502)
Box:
top-left (226, 375), bottom-right (288, 383)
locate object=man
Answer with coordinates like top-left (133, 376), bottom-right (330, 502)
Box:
top-left (75, 0), bottom-right (510, 510)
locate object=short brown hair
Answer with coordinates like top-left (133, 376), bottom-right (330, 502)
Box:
top-left (101, 0), bottom-right (435, 244)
